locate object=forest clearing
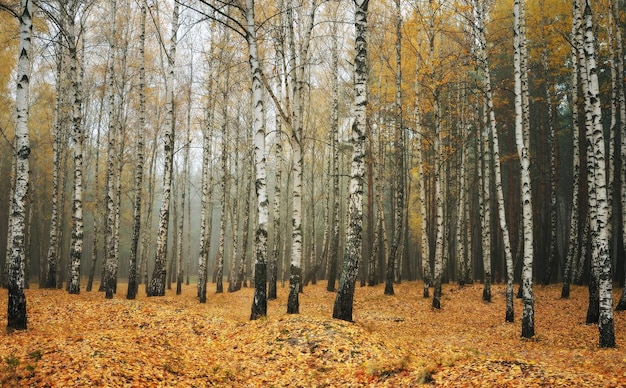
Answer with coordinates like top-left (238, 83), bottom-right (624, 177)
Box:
top-left (1, 281), bottom-right (625, 387)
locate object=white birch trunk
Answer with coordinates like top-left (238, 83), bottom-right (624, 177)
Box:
top-left (474, 0), bottom-right (514, 319)
top-left (45, 38), bottom-right (63, 289)
top-left (562, 6), bottom-right (582, 298)
top-left (333, 0), bottom-right (368, 322)
top-left (269, 80), bottom-right (283, 300)
top-left (104, 0), bottom-right (118, 297)
top-left (538, 0), bottom-right (558, 286)
top-left (480, 100), bottom-right (492, 303)
top-left (176, 98), bottom-right (190, 295)
top-left (249, 0), bottom-right (269, 320)
top-left (514, 0), bottom-right (535, 338)
top-left (414, 56), bottom-right (431, 298)
top-left (198, 50), bottom-right (215, 303)
top-left (127, 3), bottom-right (147, 300)
top-left (432, 95), bottom-right (444, 309)
top-left (385, 0), bottom-right (403, 296)
top-left (611, 0), bottom-right (626, 311)
top-left (67, 1), bottom-right (84, 295)
top-left (581, 0), bottom-right (614, 347)
top-left (286, 0), bottom-right (315, 314)
top-left (148, 3), bottom-right (178, 297)
top-left (7, 0), bottom-right (32, 330)
top-left (327, 22), bottom-right (341, 291)
top-left (216, 82), bottom-right (229, 295)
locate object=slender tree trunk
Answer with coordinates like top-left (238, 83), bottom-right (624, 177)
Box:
top-left (414, 54), bottom-right (431, 298)
top-left (127, 3), bottom-right (147, 300)
top-left (67, 3), bottom-right (84, 295)
top-left (480, 100), bottom-right (492, 303)
top-left (333, 0), bottom-right (368, 322)
top-left (385, 0), bottom-right (403, 296)
top-left (562, 10), bottom-right (582, 298)
top-left (103, 0), bottom-right (118, 298)
top-left (86, 90), bottom-right (104, 292)
top-left (614, 0), bottom-right (626, 310)
top-left (476, 0), bottom-right (514, 319)
top-left (198, 60), bottom-right (215, 303)
top-left (249, 0), bottom-right (269, 320)
top-left (515, 0), bottom-right (535, 339)
top-left (7, 0), bottom-right (32, 330)
top-left (326, 32), bottom-right (340, 292)
top-left (539, 0), bottom-right (559, 286)
top-left (148, 3), bottom-right (178, 297)
top-left (269, 88), bottom-right (282, 300)
top-left (176, 102), bottom-right (190, 296)
top-left (432, 93), bottom-right (444, 309)
top-left (285, 0), bottom-right (315, 314)
top-left (581, 0), bottom-right (615, 347)
top-left (215, 84), bottom-right (229, 294)
top-left (45, 37), bottom-right (63, 289)
top-left (235, 151), bottom-right (253, 291)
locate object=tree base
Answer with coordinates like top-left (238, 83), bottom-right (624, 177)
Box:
top-left (599, 318), bottom-right (615, 348)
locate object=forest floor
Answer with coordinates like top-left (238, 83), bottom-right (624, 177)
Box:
top-left (1, 280), bottom-right (625, 387)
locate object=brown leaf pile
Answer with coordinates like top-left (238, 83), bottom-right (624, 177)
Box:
top-left (1, 281), bottom-right (625, 386)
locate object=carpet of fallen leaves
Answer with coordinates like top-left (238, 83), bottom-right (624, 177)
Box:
top-left (1, 280), bottom-right (625, 387)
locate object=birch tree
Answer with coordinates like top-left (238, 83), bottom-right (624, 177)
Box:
top-left (44, 36), bottom-right (64, 289)
top-left (561, 5), bottom-right (582, 298)
top-left (6, 0), bottom-right (32, 330)
top-left (327, 19), bottom-right (341, 292)
top-left (474, 0), bottom-right (514, 320)
top-left (148, 2), bottom-right (179, 297)
top-left (104, 0), bottom-right (119, 298)
top-left (514, 0), bottom-right (534, 338)
top-left (580, 0), bottom-right (614, 348)
top-left (614, 0), bottom-right (626, 311)
top-left (127, 2), bottom-right (147, 300)
top-left (333, 0), bottom-right (368, 322)
top-left (384, 0), bottom-right (403, 296)
top-left (246, 0), bottom-right (269, 320)
top-left (65, 0), bottom-right (85, 295)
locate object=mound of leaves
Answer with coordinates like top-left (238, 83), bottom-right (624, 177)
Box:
top-left (1, 281), bottom-right (625, 386)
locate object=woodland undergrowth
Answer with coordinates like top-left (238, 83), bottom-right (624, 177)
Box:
top-left (1, 280), bottom-right (625, 386)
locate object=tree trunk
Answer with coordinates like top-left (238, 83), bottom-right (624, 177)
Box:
top-left (127, 3), bottom-right (147, 300)
top-left (414, 54), bottom-right (431, 298)
top-left (86, 89), bottom-right (104, 293)
top-left (474, 0), bottom-right (513, 317)
top-left (45, 36), bottom-right (63, 289)
top-left (538, 0), bottom-right (559, 286)
top-left (480, 100), bottom-right (492, 303)
top-left (385, 0), bottom-right (403, 296)
top-left (562, 10), bottom-right (582, 298)
top-left (197, 54), bottom-right (216, 303)
top-left (514, 0), bottom-right (535, 339)
top-left (581, 0), bottom-right (615, 347)
top-left (103, 0), bottom-right (118, 298)
top-left (614, 0), bottom-right (626, 310)
top-left (148, 3), bottom-right (178, 297)
top-left (248, 0), bottom-right (269, 320)
top-left (67, 2), bottom-right (84, 295)
top-left (333, 0), bottom-right (368, 322)
top-left (7, 0), bottom-right (32, 331)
